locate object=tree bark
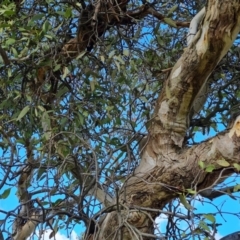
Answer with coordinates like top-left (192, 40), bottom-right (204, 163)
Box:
top-left (96, 1), bottom-right (240, 239)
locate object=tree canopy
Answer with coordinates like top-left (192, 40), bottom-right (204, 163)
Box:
top-left (1, 0), bottom-right (240, 239)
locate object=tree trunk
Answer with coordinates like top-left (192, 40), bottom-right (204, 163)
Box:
top-left (95, 1), bottom-right (240, 239)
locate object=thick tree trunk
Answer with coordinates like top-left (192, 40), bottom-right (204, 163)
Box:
top-left (96, 1), bottom-right (240, 239)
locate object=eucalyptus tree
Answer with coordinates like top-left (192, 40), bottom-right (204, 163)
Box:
top-left (0, 0), bottom-right (240, 239)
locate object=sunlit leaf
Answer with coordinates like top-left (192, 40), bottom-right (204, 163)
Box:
top-left (203, 214), bottom-right (215, 223)
top-left (114, 59), bottom-right (121, 71)
top-left (233, 163), bottom-right (240, 171)
top-left (123, 49), bottom-right (130, 56)
top-left (217, 159), bottom-right (230, 167)
top-left (17, 106), bottom-right (30, 121)
top-left (167, 5), bottom-right (178, 15)
top-left (205, 164), bottom-right (215, 172)
top-left (199, 220), bottom-right (210, 231)
top-left (198, 160), bottom-right (205, 169)
top-left (115, 55), bottom-right (125, 65)
top-left (109, 50), bottom-right (115, 58)
top-left (186, 189), bottom-right (196, 194)
top-left (163, 18), bottom-right (177, 27)
top-left (233, 184), bottom-right (240, 192)
top-left (90, 80), bottom-right (95, 92)
top-left (5, 38), bottom-right (16, 46)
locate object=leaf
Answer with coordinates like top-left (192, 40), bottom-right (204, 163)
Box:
top-left (179, 194), bottom-right (193, 210)
top-left (90, 80), bottom-right (95, 92)
top-left (76, 51), bottom-right (87, 59)
top-left (34, 107), bottom-right (38, 117)
top-left (5, 38), bottom-right (16, 46)
top-left (42, 20), bottom-right (50, 33)
top-left (115, 55), bottom-right (125, 65)
top-left (233, 163), bottom-right (240, 171)
top-left (37, 105), bottom-right (46, 112)
top-left (100, 55), bottom-right (105, 62)
top-left (140, 96), bottom-right (148, 103)
top-left (17, 106), bottom-right (30, 121)
top-left (41, 111), bottom-right (51, 140)
top-left (11, 47), bottom-right (18, 57)
top-left (167, 5), bottom-right (178, 15)
top-left (163, 18), bottom-right (177, 27)
top-left (114, 59), bottom-right (121, 71)
top-left (62, 66), bottom-right (70, 78)
top-left (30, 13), bottom-right (45, 22)
top-left (186, 189), bottom-right (196, 194)
top-left (53, 64), bottom-right (61, 71)
top-left (203, 214), bottom-right (215, 223)
top-left (109, 50), bottom-right (115, 58)
top-left (64, 7), bottom-right (72, 18)
top-left (217, 159), bottom-right (230, 167)
top-left (37, 168), bottom-right (46, 180)
top-left (49, 230), bottom-right (56, 239)
top-left (123, 49), bottom-right (130, 56)
top-left (0, 188), bottom-right (11, 199)
top-left (198, 160), bottom-right (205, 169)
top-left (199, 220), bottom-right (210, 231)
top-left (233, 184), bottom-right (240, 192)
top-left (205, 164), bottom-right (215, 172)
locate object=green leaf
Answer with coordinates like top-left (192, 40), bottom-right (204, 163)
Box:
top-left (203, 214), bottom-right (215, 223)
top-left (64, 7), bottom-right (72, 18)
top-left (205, 164), bottom-right (215, 172)
top-left (11, 47), bottom-right (18, 57)
top-left (114, 59), bottom-right (121, 71)
top-left (140, 96), bottom-right (148, 103)
top-left (90, 80), bottom-right (95, 92)
top-left (167, 5), bottom-right (178, 15)
top-left (31, 13), bottom-right (45, 21)
top-left (163, 18), bottom-right (177, 27)
top-left (17, 106), bottom-right (30, 121)
top-left (5, 38), bottom-right (16, 46)
top-left (198, 160), bottom-right (205, 169)
top-left (53, 64), bottom-right (61, 71)
top-left (123, 49), bottom-right (130, 56)
top-left (0, 188), bottom-right (11, 199)
top-left (37, 168), bottom-right (46, 180)
top-left (199, 220), bottom-right (210, 231)
top-left (233, 163), bottom-right (240, 171)
top-left (179, 194), bottom-right (193, 210)
top-left (37, 105), bottom-right (46, 112)
top-left (109, 50), bottom-right (115, 58)
top-left (233, 184), bottom-right (240, 192)
top-left (41, 111), bottom-right (51, 140)
top-left (42, 20), bottom-right (51, 33)
top-left (62, 66), bottom-right (70, 78)
top-left (186, 189), bottom-right (196, 194)
top-left (217, 159), bottom-right (230, 167)
top-left (115, 55), bottom-right (125, 65)
top-left (76, 51), bottom-right (87, 60)
top-left (100, 55), bottom-right (105, 62)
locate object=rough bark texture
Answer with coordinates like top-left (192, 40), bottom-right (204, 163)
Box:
top-left (96, 1), bottom-right (240, 239)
